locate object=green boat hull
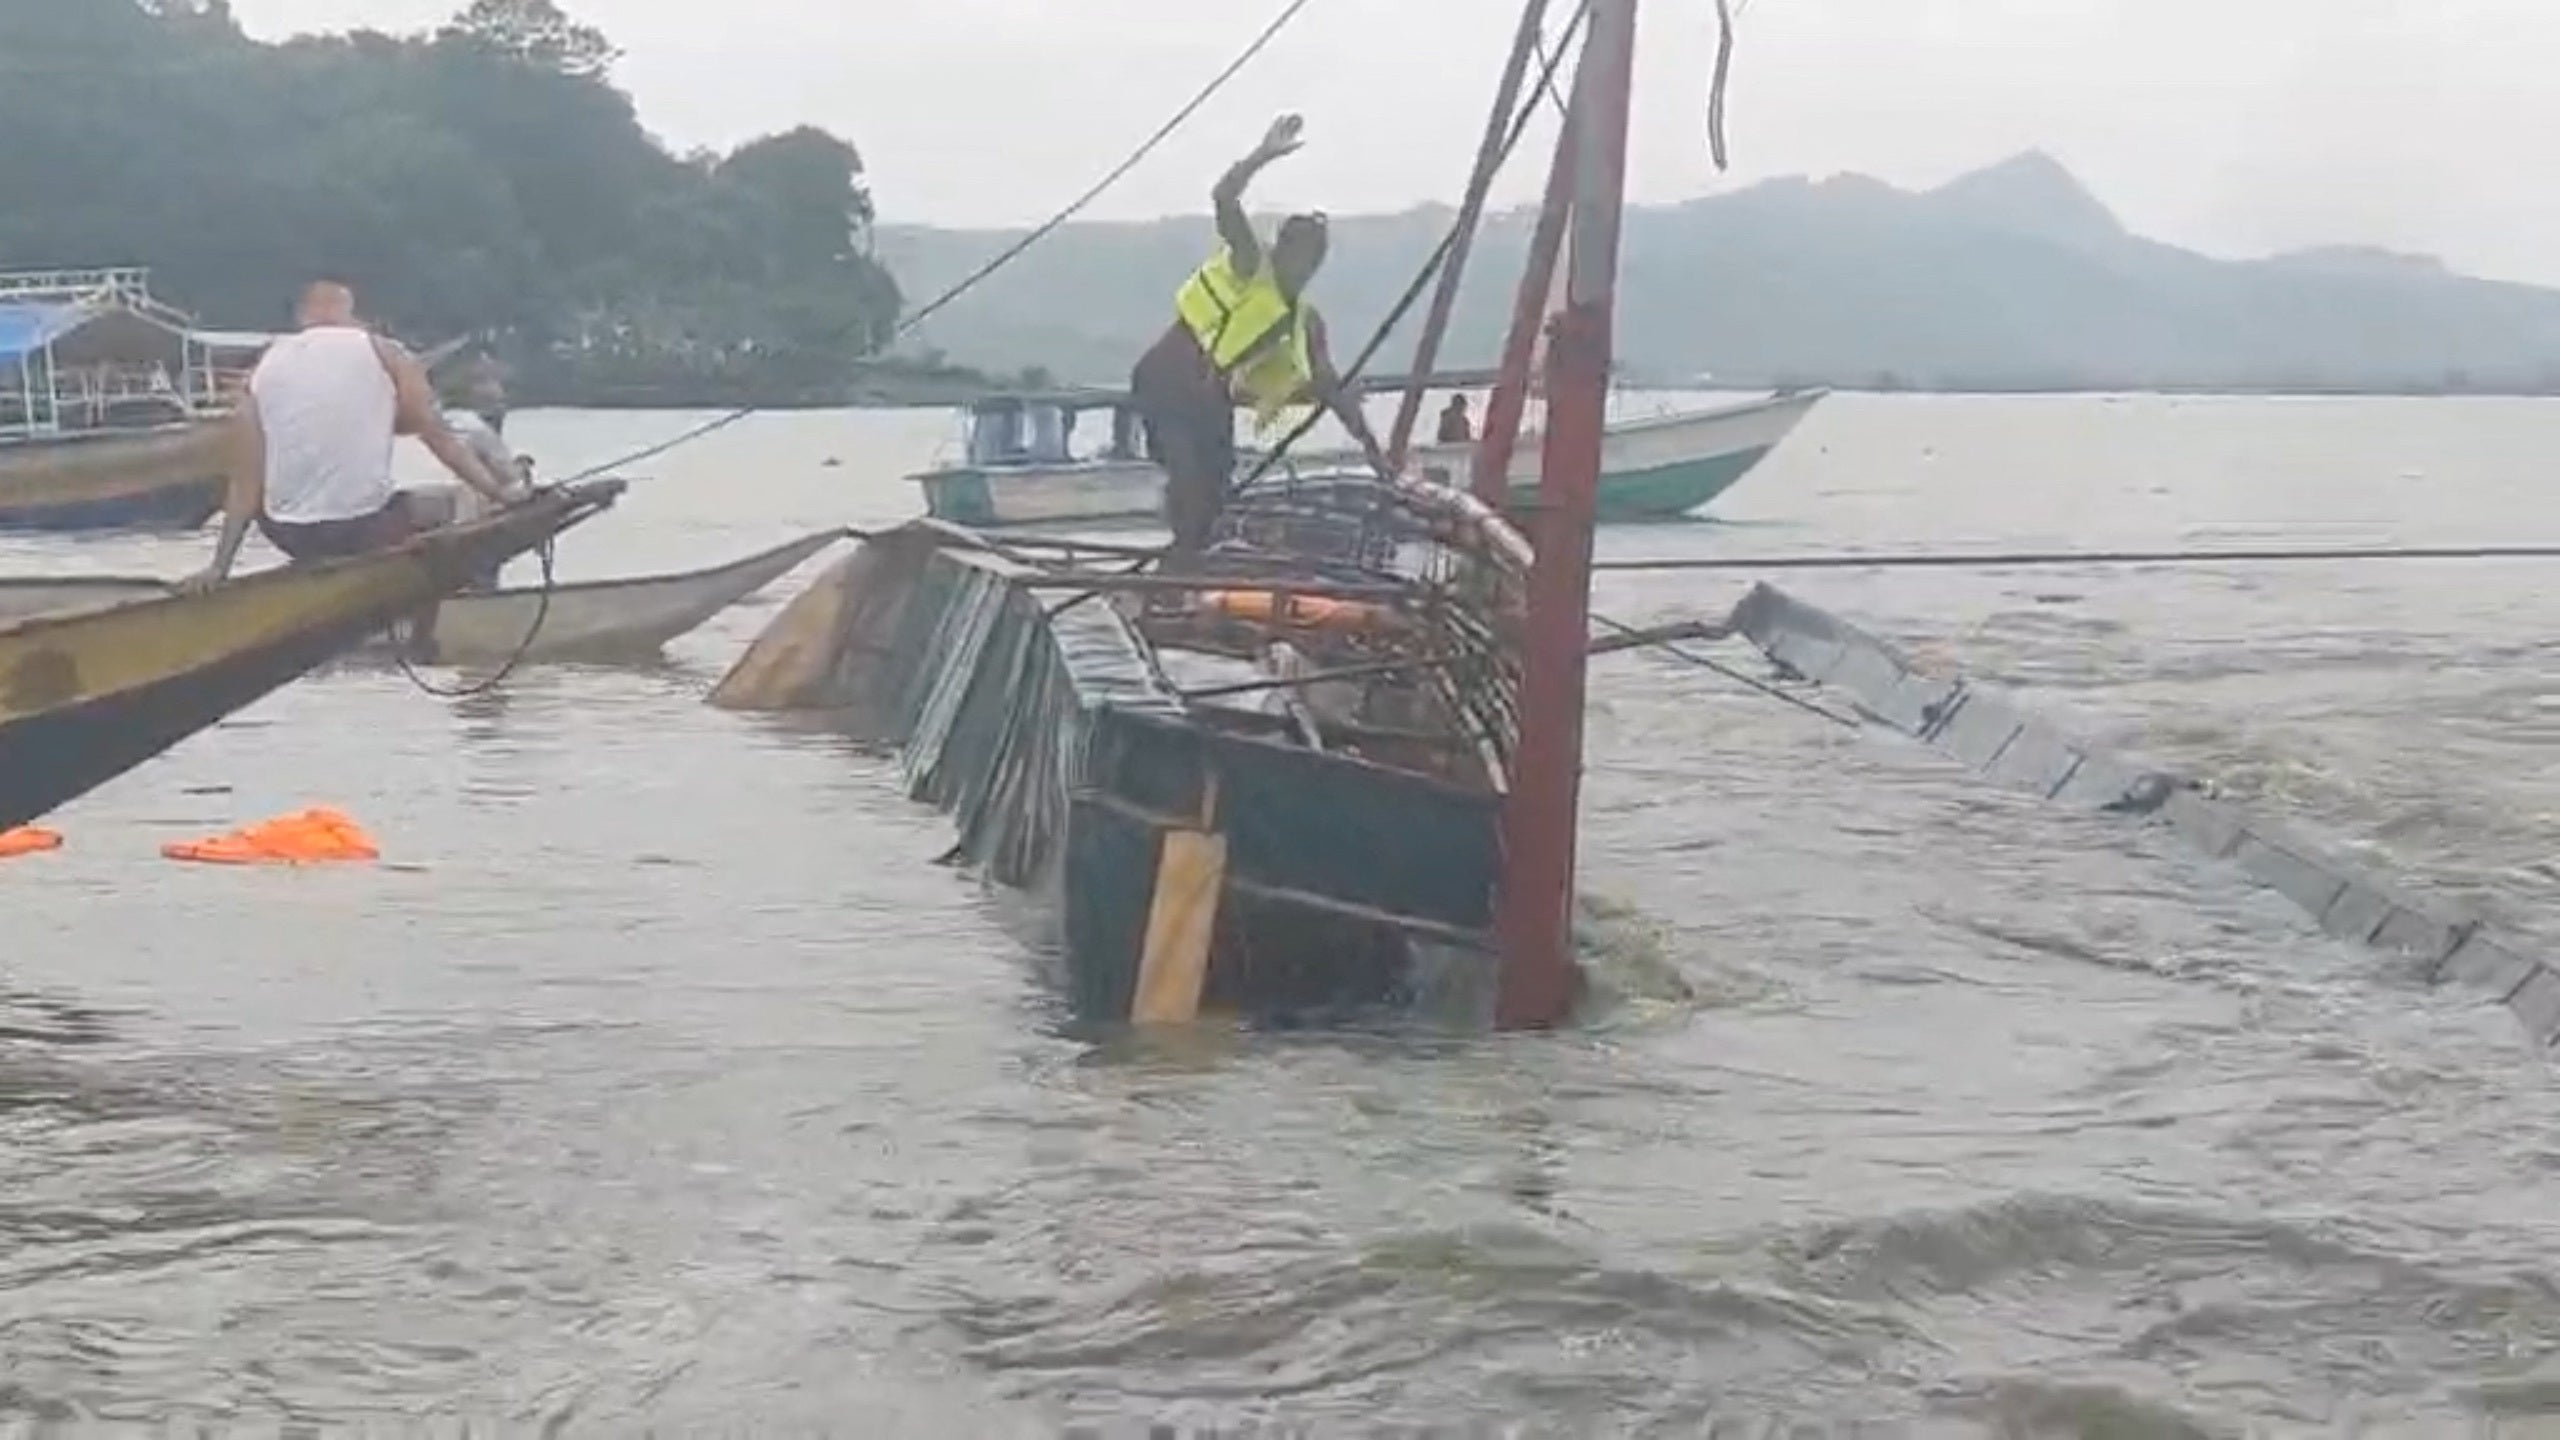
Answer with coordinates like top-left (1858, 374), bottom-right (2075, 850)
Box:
top-left (1514, 443), bottom-right (1775, 521)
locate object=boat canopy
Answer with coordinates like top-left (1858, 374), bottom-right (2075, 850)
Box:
top-left (0, 304), bottom-right (87, 362)
top-left (0, 269), bottom-right (222, 440)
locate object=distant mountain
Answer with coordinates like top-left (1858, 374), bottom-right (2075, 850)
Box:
top-left (873, 153), bottom-right (2560, 394)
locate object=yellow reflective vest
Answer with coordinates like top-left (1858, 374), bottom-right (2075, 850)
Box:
top-left (1173, 245), bottom-right (1313, 432)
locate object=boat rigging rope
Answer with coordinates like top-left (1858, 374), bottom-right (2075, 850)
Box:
top-left (395, 0), bottom-right (1322, 698)
top-left (551, 0), bottom-right (1323, 490)
top-left (1591, 541), bottom-right (2560, 573)
top-left (394, 534), bottom-right (559, 699)
top-left (1587, 611), bottom-right (1856, 726)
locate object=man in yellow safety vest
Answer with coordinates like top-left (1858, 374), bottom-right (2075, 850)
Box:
top-left (1131, 114), bottom-right (1391, 558)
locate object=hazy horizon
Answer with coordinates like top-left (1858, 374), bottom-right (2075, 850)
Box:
top-left (223, 0), bottom-right (2558, 288)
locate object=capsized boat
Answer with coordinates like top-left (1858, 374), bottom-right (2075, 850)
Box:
top-left (714, 473), bottom-right (1526, 1024)
top-left (911, 387), bottom-right (1823, 527)
top-left (0, 528), bottom-right (848, 666)
top-left (0, 481), bottom-right (624, 831)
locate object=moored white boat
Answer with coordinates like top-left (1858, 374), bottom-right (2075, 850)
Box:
top-left (913, 387), bottom-right (1825, 527)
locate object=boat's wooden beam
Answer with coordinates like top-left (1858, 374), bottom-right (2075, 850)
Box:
top-left (1387, 0), bottom-right (1556, 469)
top-left (1176, 621), bottom-right (1686, 704)
top-left (1014, 573), bottom-right (1415, 603)
top-left (1222, 875), bottom-right (1492, 952)
top-left (1586, 618), bottom-right (1729, 655)
top-left (1178, 651), bottom-right (1466, 702)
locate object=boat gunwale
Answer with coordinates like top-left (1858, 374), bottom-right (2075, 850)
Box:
top-left (0, 525), bottom-right (847, 620)
top-left (0, 483), bottom-right (625, 646)
top-left (443, 526), bottom-right (849, 601)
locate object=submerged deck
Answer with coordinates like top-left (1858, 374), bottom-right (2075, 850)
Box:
top-left (713, 513), bottom-right (1517, 1024)
top-left (1732, 582), bottom-right (2560, 1052)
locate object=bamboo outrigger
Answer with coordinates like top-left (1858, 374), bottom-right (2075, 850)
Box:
top-left (0, 481), bottom-right (623, 830)
top-left (0, 528), bottom-right (845, 667)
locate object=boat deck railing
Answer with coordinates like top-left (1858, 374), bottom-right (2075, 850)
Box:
top-left (0, 267), bottom-right (161, 310)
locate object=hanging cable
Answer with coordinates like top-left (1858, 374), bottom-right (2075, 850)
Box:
top-left (1706, 0), bottom-right (1736, 171)
top-left (555, 0), bottom-right (1322, 488)
top-left (1587, 611), bottom-right (1855, 726)
top-left (394, 536), bottom-right (558, 699)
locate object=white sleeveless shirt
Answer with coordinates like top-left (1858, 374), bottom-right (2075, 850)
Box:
top-left (248, 326), bottom-right (398, 523)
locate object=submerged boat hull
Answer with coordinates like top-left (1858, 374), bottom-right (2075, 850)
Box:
top-left (711, 523), bottom-right (1501, 1022)
top-left (0, 530), bottom-right (845, 665)
top-left (0, 424), bottom-right (227, 532)
top-left (911, 389), bottom-right (1826, 527)
top-left (0, 483), bottom-right (621, 829)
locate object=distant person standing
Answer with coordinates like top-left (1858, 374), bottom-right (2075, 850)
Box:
top-left (1130, 114), bottom-right (1390, 559)
top-left (1436, 393), bottom-right (1474, 445)
top-left (185, 279), bottom-right (522, 592)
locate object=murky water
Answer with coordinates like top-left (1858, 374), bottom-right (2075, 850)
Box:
top-left (6, 394), bottom-right (2560, 1433)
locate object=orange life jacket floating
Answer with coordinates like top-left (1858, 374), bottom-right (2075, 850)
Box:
top-left (0, 826), bottom-right (63, 859)
top-left (163, 807), bottom-right (380, 866)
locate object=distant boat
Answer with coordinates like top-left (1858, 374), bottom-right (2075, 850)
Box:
top-left (0, 423), bottom-right (227, 532)
top-left (0, 481), bottom-right (624, 831)
top-left (1400, 387), bottom-right (1828, 520)
top-left (0, 268), bottom-right (232, 532)
top-left (0, 271), bottom-right (485, 535)
top-left (0, 528), bottom-right (844, 666)
top-left (911, 387), bottom-right (1825, 527)
top-left (910, 388), bottom-right (1162, 528)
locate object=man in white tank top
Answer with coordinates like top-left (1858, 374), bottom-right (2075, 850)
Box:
top-left (183, 280), bottom-right (522, 591)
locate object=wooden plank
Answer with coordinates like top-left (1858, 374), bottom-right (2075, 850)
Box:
top-left (1131, 829), bottom-right (1227, 1025)
top-left (1221, 875), bottom-right (1492, 949)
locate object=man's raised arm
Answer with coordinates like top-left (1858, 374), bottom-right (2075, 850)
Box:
top-left (1213, 114), bottom-right (1306, 276)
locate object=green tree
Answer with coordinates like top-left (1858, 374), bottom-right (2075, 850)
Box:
top-left (439, 0), bottom-right (617, 77)
top-left (0, 1), bottom-right (915, 404)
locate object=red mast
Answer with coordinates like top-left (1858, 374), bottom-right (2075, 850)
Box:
top-left (1492, 0), bottom-right (1638, 1030)
top-left (1467, 109), bottom-right (1576, 508)
top-left (1385, 0), bottom-right (1554, 472)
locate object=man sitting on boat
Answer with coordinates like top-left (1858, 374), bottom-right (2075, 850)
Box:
top-left (184, 280), bottom-right (522, 592)
top-left (441, 369), bottom-right (523, 590)
top-left (1131, 114), bottom-right (1391, 559)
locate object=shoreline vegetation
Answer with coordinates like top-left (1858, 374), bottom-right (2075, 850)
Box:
top-left (16, 4), bottom-right (2560, 415)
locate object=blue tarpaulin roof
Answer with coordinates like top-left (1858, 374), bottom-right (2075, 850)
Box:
top-left (0, 302), bottom-right (89, 362)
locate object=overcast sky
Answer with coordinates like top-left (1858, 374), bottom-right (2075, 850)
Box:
top-left (227, 0), bottom-right (2560, 285)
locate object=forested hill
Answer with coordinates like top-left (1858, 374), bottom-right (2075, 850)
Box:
top-left (878, 152), bottom-right (2560, 395)
top-left (0, 0), bottom-right (931, 404)
top-left (17, 4), bottom-right (2557, 401)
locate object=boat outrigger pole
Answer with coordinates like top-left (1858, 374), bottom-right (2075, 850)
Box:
top-left (1469, 79), bottom-right (1580, 508)
top-left (1493, 0), bottom-right (1638, 1029)
top-left (1385, 0), bottom-right (1554, 472)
